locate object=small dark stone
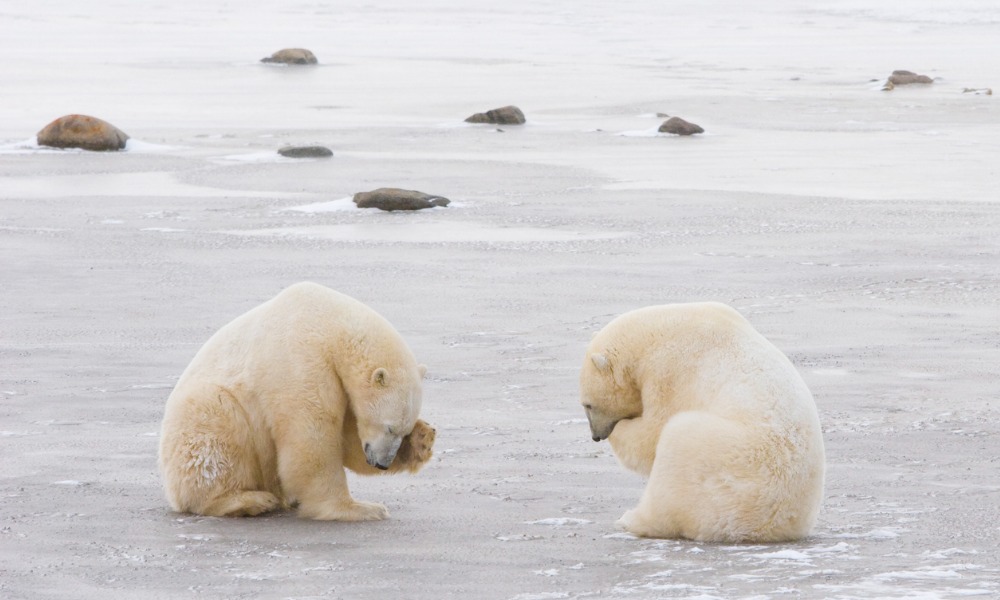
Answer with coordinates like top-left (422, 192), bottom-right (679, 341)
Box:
top-left (278, 145), bottom-right (333, 158)
top-left (36, 114), bottom-right (129, 151)
top-left (261, 48), bottom-right (318, 65)
top-left (655, 112), bottom-right (671, 118)
top-left (465, 105), bottom-right (526, 125)
top-left (887, 70), bottom-right (933, 85)
top-left (658, 116), bottom-right (704, 136)
top-left (353, 188), bottom-right (450, 212)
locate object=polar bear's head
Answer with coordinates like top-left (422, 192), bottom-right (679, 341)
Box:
top-left (354, 364), bottom-right (426, 470)
top-left (580, 350), bottom-right (640, 442)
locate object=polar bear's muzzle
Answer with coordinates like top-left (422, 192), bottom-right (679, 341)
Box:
top-left (586, 409), bottom-right (621, 442)
top-left (364, 435), bottom-right (404, 470)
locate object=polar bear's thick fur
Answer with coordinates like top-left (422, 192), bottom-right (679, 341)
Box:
top-left (158, 282), bottom-right (435, 521)
top-left (580, 302), bottom-right (825, 542)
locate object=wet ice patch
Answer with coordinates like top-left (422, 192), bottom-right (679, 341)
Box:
top-left (750, 549), bottom-right (812, 561)
top-left (282, 197), bottom-right (356, 213)
top-left (898, 371), bottom-right (940, 379)
top-left (830, 528), bottom-right (900, 540)
top-left (526, 518), bottom-right (592, 527)
top-left (0, 137), bottom-right (69, 154)
top-left (53, 480), bottom-right (84, 486)
top-left (217, 222), bottom-right (628, 243)
top-left (617, 127), bottom-right (661, 137)
top-left (213, 151), bottom-right (295, 163)
top-left (123, 139), bottom-right (183, 153)
top-left (0, 172), bottom-right (300, 199)
top-left (811, 368), bottom-right (850, 376)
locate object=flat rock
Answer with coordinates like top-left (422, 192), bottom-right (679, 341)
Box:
top-left (278, 145), bottom-right (333, 158)
top-left (261, 48), bottom-right (318, 65)
top-left (887, 70), bottom-right (933, 85)
top-left (353, 188), bottom-right (450, 211)
top-left (36, 114), bottom-right (129, 151)
top-left (658, 116), bottom-right (704, 136)
top-left (465, 105), bottom-right (526, 125)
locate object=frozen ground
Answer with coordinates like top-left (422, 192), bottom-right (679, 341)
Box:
top-left (1, 1), bottom-right (999, 599)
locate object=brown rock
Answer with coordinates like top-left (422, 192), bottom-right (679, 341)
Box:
top-left (465, 105), bottom-right (526, 125)
top-left (658, 116), bottom-right (704, 136)
top-left (353, 188), bottom-right (450, 212)
top-left (962, 87), bottom-right (993, 95)
top-left (36, 114), bottom-right (129, 151)
top-left (887, 70), bottom-right (933, 85)
top-left (261, 48), bottom-right (318, 65)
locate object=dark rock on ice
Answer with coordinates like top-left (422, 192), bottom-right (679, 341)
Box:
top-left (261, 48), bottom-right (318, 65)
top-left (465, 105), bottom-right (526, 125)
top-left (353, 188), bottom-right (450, 211)
top-left (278, 145), bottom-right (333, 158)
top-left (887, 70), bottom-right (933, 85)
top-left (658, 116), bottom-right (704, 136)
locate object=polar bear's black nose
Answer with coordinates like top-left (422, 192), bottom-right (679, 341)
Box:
top-left (592, 435), bottom-right (604, 442)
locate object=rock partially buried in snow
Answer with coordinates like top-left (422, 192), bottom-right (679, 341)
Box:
top-left (887, 70), bottom-right (933, 85)
top-left (278, 145), bottom-right (333, 158)
top-left (36, 114), bottom-right (129, 151)
top-left (353, 188), bottom-right (450, 211)
top-left (658, 116), bottom-right (704, 136)
top-left (465, 105), bottom-right (526, 125)
top-left (962, 87), bottom-right (993, 95)
top-left (261, 48), bottom-right (318, 65)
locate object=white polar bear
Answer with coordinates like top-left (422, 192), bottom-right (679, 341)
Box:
top-left (580, 302), bottom-right (825, 542)
top-left (158, 282), bottom-right (435, 521)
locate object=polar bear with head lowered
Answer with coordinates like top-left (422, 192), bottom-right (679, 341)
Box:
top-left (580, 302), bottom-right (824, 542)
top-left (159, 282), bottom-right (435, 520)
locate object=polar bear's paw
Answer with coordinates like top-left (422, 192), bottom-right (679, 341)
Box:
top-left (300, 499), bottom-right (390, 521)
top-left (616, 509), bottom-right (636, 532)
top-left (395, 419), bottom-right (436, 472)
top-left (201, 491), bottom-right (283, 518)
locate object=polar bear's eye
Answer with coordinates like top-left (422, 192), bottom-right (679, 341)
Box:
top-left (386, 425), bottom-right (395, 435)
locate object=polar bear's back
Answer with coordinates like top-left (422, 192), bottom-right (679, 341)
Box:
top-left (176, 282), bottom-right (406, 385)
top-left (594, 302), bottom-right (813, 417)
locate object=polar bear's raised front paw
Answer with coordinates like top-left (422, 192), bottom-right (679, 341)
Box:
top-left (395, 419), bottom-right (435, 472)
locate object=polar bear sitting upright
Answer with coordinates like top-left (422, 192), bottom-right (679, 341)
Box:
top-left (159, 282), bottom-right (435, 521)
top-left (580, 303), bottom-right (825, 542)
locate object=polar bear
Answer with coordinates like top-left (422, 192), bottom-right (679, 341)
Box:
top-left (580, 302), bottom-right (825, 542)
top-left (158, 282), bottom-right (435, 521)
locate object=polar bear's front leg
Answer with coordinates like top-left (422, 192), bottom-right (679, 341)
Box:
top-left (275, 419), bottom-right (389, 521)
top-left (606, 416), bottom-right (664, 477)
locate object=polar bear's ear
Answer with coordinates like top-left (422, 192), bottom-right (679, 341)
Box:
top-left (591, 353), bottom-right (610, 372)
top-left (418, 364), bottom-right (428, 379)
top-left (372, 367), bottom-right (389, 387)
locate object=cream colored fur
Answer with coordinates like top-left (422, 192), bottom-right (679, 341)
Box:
top-left (580, 302), bottom-right (825, 542)
top-left (158, 282), bottom-right (435, 520)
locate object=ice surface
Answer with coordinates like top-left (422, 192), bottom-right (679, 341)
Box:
top-left (1, 1), bottom-right (998, 599)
